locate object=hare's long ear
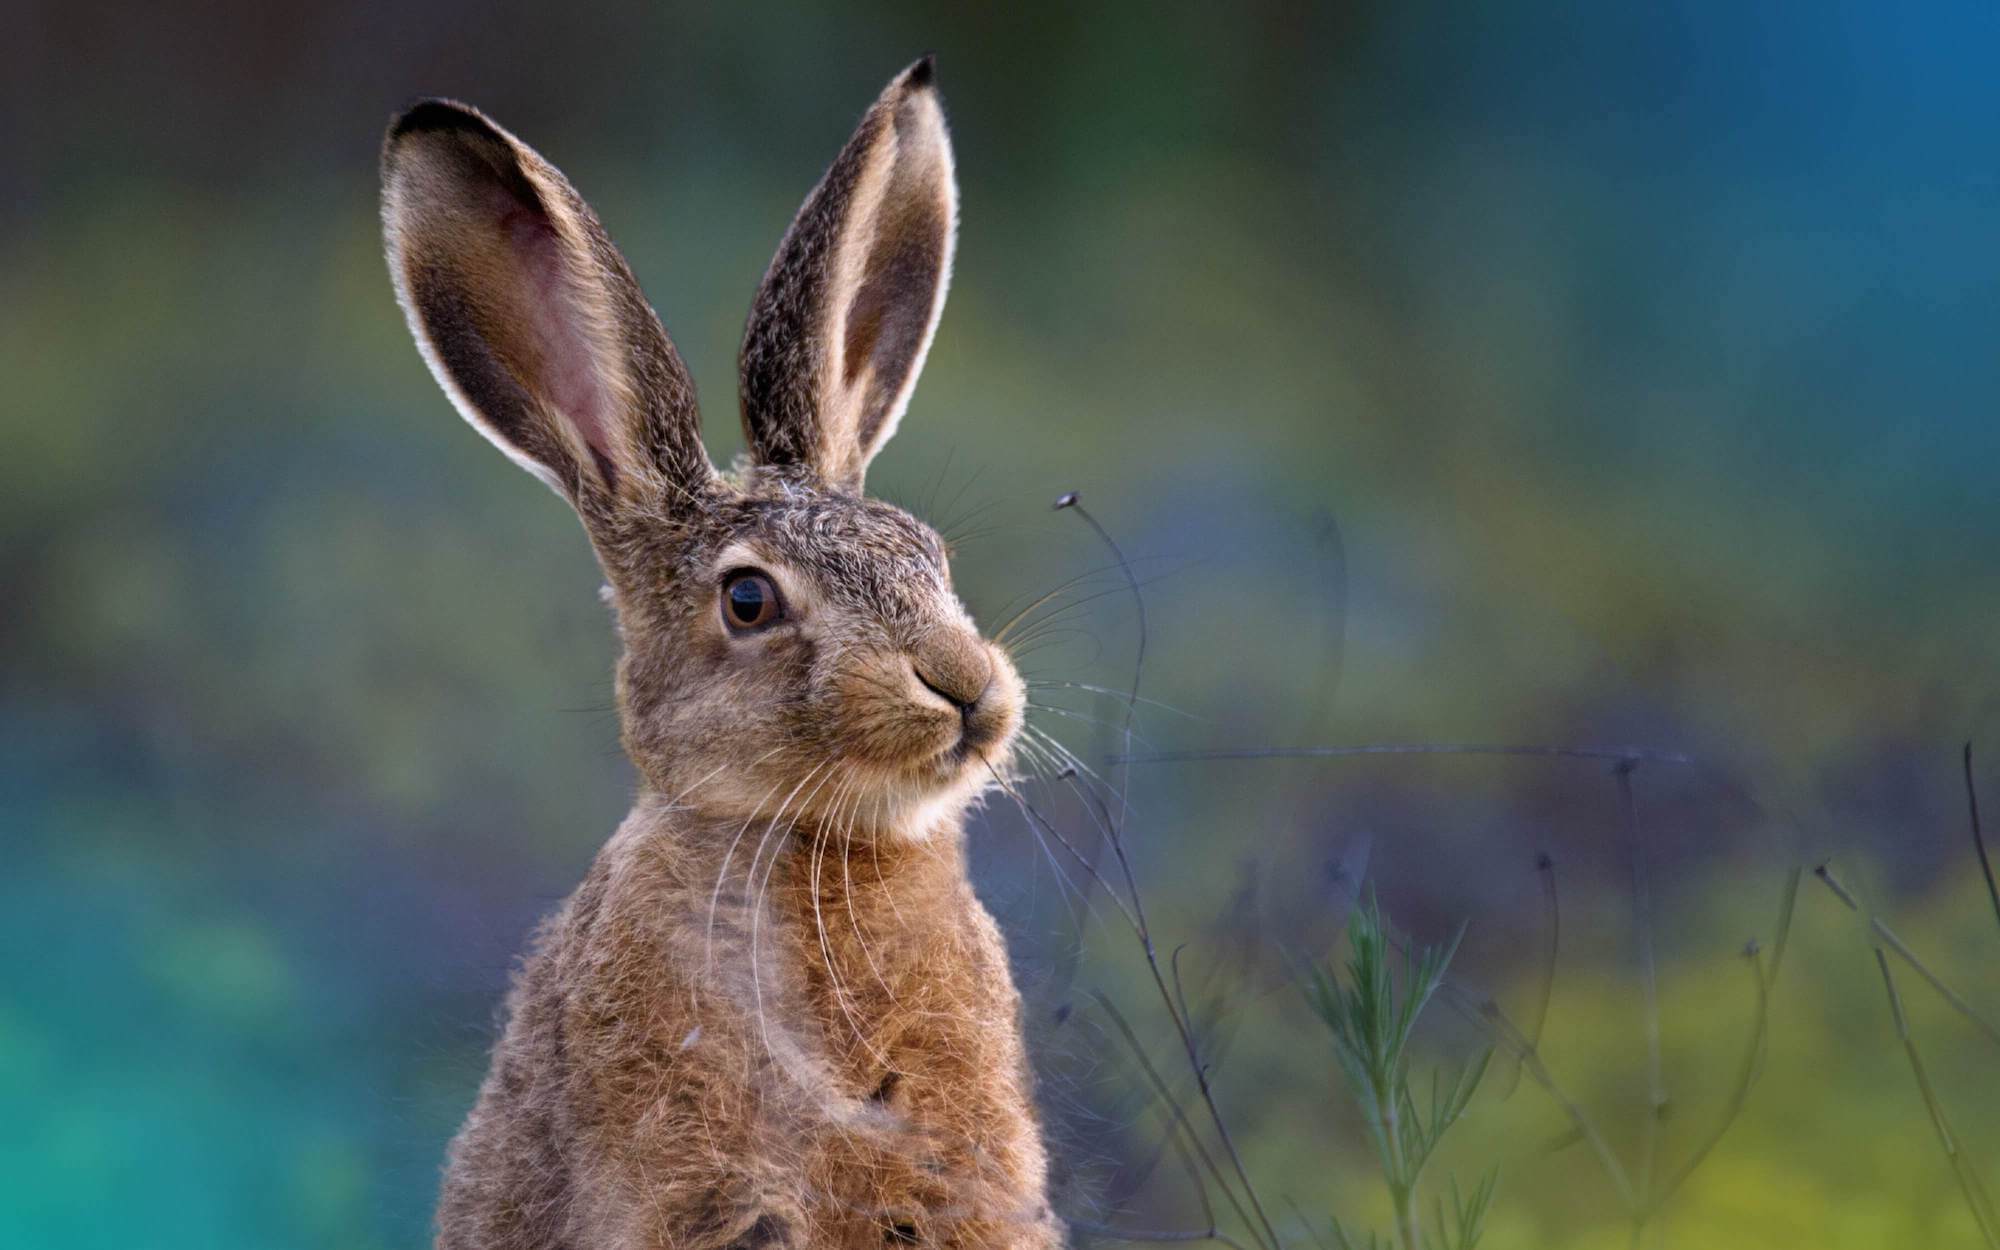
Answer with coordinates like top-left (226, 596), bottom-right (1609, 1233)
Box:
top-left (739, 58), bottom-right (957, 494)
top-left (381, 100), bottom-right (714, 518)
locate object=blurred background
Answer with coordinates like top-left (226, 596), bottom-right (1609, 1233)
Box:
top-left (4, 2), bottom-right (1998, 1246)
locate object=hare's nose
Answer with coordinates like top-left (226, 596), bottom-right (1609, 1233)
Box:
top-left (911, 639), bottom-right (994, 715)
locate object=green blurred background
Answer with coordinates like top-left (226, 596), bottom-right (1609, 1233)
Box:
top-left (4, 2), bottom-right (1997, 1246)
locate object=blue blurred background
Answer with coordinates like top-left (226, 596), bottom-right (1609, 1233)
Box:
top-left (4, 2), bottom-right (1998, 1246)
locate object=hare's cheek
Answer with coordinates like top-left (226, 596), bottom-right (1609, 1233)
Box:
top-left (828, 661), bottom-right (951, 765)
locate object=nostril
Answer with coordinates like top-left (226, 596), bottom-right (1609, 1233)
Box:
top-left (911, 639), bottom-right (996, 720)
top-left (913, 664), bottom-right (978, 714)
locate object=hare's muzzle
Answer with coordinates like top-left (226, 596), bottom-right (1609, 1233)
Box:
top-left (911, 633), bottom-right (1018, 758)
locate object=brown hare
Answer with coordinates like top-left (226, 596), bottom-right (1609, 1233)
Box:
top-left (380, 58), bottom-right (1062, 1250)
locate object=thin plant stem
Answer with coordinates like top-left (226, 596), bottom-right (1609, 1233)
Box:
top-left (1815, 865), bottom-right (2000, 1048)
top-left (1026, 759), bottom-right (1281, 1250)
top-left (1967, 742), bottom-right (2000, 934)
top-left (1649, 941), bottom-right (1771, 1210)
top-left (1874, 950), bottom-right (2000, 1248)
top-left (1092, 992), bottom-right (1271, 1250)
top-left (1052, 492), bottom-right (1147, 834)
top-left (1103, 818), bottom-right (1282, 1250)
top-left (1281, 1196), bottom-right (1335, 1250)
top-left (1117, 744), bottom-right (1697, 767)
top-left (1502, 852), bottom-right (1561, 1101)
top-left (1380, 1087), bottom-right (1418, 1250)
top-left (1067, 1221), bottom-right (1254, 1250)
top-left (1615, 762), bottom-right (1664, 1223)
top-left (1441, 986), bottom-right (1637, 1210)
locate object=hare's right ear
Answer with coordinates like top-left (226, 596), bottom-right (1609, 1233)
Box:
top-left (739, 59), bottom-right (957, 495)
top-left (381, 100), bottom-right (714, 516)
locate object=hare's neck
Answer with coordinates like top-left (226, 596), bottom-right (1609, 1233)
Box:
top-left (619, 790), bottom-right (975, 920)
top-left (768, 812), bottom-right (992, 1018)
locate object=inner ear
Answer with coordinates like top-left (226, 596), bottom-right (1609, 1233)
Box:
top-left (841, 180), bottom-right (951, 451)
top-left (738, 60), bottom-right (958, 494)
top-left (827, 89), bottom-right (954, 471)
top-left (497, 200), bottom-right (623, 489)
top-left (383, 99), bottom-right (713, 512)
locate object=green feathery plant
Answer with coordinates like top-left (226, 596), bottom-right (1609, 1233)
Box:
top-left (1301, 895), bottom-right (1496, 1250)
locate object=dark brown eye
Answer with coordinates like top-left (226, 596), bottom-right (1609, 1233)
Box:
top-left (721, 570), bottom-right (782, 633)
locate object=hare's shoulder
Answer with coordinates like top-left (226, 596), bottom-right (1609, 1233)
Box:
top-left (545, 811), bottom-right (730, 1001)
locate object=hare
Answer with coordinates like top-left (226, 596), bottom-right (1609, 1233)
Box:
top-left (380, 58), bottom-right (1062, 1250)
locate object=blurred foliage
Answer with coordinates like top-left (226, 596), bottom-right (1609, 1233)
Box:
top-left (1302, 897), bottom-right (1494, 1250)
top-left (3, 2), bottom-right (1998, 1247)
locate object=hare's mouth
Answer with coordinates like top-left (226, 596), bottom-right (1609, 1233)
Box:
top-left (880, 715), bottom-right (1009, 790)
top-left (927, 716), bottom-right (1017, 784)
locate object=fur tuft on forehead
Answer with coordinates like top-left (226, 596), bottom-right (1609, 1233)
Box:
top-left (707, 472), bottom-right (950, 610)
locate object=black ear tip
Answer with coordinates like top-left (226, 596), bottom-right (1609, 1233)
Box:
top-left (387, 97), bottom-right (492, 143)
top-left (903, 55), bottom-right (937, 89)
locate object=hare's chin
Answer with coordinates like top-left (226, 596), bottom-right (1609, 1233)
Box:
top-left (879, 760), bottom-right (1003, 840)
top-left (831, 736), bottom-right (1011, 834)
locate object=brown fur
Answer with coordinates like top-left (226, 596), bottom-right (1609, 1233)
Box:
top-left (380, 59), bottom-right (1061, 1249)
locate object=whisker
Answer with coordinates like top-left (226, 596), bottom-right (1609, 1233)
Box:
top-left (995, 564), bottom-right (1187, 650)
top-left (996, 765), bottom-right (1139, 937)
top-left (1003, 628), bottom-right (1099, 664)
top-left (983, 561), bottom-right (1134, 643)
top-left (986, 555), bottom-right (1181, 647)
top-left (670, 745), bottom-right (782, 814)
top-left (870, 788), bottom-right (907, 930)
top-left (837, 775), bottom-right (896, 997)
top-left (1024, 723), bottom-right (1120, 803)
top-left (1026, 681), bottom-right (1199, 720)
top-left (747, 762), bottom-right (835, 1065)
top-left (1054, 493), bottom-right (1152, 850)
top-left (985, 759), bottom-right (1098, 928)
top-left (1027, 701), bottom-right (1162, 749)
top-left (705, 771), bottom-right (790, 979)
top-left (811, 772), bottom-right (892, 1069)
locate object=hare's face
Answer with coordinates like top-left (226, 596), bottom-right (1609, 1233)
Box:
top-left (383, 61), bottom-right (1008, 833)
top-left (619, 481), bottom-right (1022, 832)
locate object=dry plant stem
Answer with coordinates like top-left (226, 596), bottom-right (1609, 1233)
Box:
top-left (1642, 865), bottom-right (1796, 1215)
top-left (1874, 950), bottom-right (2000, 1248)
top-left (1092, 992), bottom-right (1270, 1250)
top-left (1383, 1100), bottom-right (1419, 1250)
top-left (1814, 865), bottom-right (2000, 1047)
top-left (1422, 857), bottom-right (1798, 1230)
top-left (1390, 907), bottom-right (1635, 1210)
top-left (1502, 853), bottom-right (1561, 1101)
top-left (1053, 493), bottom-right (1147, 829)
top-left (1117, 744), bottom-right (1697, 767)
top-left (1281, 1196), bottom-right (1335, 1250)
top-left (1068, 1221), bottom-right (1253, 1250)
top-left (1010, 518), bottom-right (1284, 1250)
top-left (992, 769), bottom-right (1270, 1249)
top-left (1160, 738), bottom-right (1793, 1240)
top-left (1443, 988), bottom-right (1636, 1210)
top-left (1967, 742), bottom-right (2000, 933)
top-left (1822, 845), bottom-right (2000, 1247)
top-left (1101, 811), bottom-right (1282, 1250)
top-left (1650, 939), bottom-right (1772, 1209)
top-left (1615, 762), bottom-right (1665, 1224)
top-left (1131, 739), bottom-right (1802, 1243)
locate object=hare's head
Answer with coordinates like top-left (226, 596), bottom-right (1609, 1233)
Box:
top-left (381, 60), bottom-right (1021, 836)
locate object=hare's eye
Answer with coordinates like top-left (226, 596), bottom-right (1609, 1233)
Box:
top-left (721, 570), bottom-right (783, 633)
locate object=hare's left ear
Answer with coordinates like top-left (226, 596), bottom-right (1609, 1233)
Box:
top-left (739, 57), bottom-right (957, 494)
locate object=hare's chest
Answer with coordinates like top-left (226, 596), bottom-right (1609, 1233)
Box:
top-left (784, 940), bottom-right (1048, 1244)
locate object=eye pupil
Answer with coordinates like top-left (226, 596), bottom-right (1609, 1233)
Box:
top-left (723, 572), bottom-right (779, 630)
